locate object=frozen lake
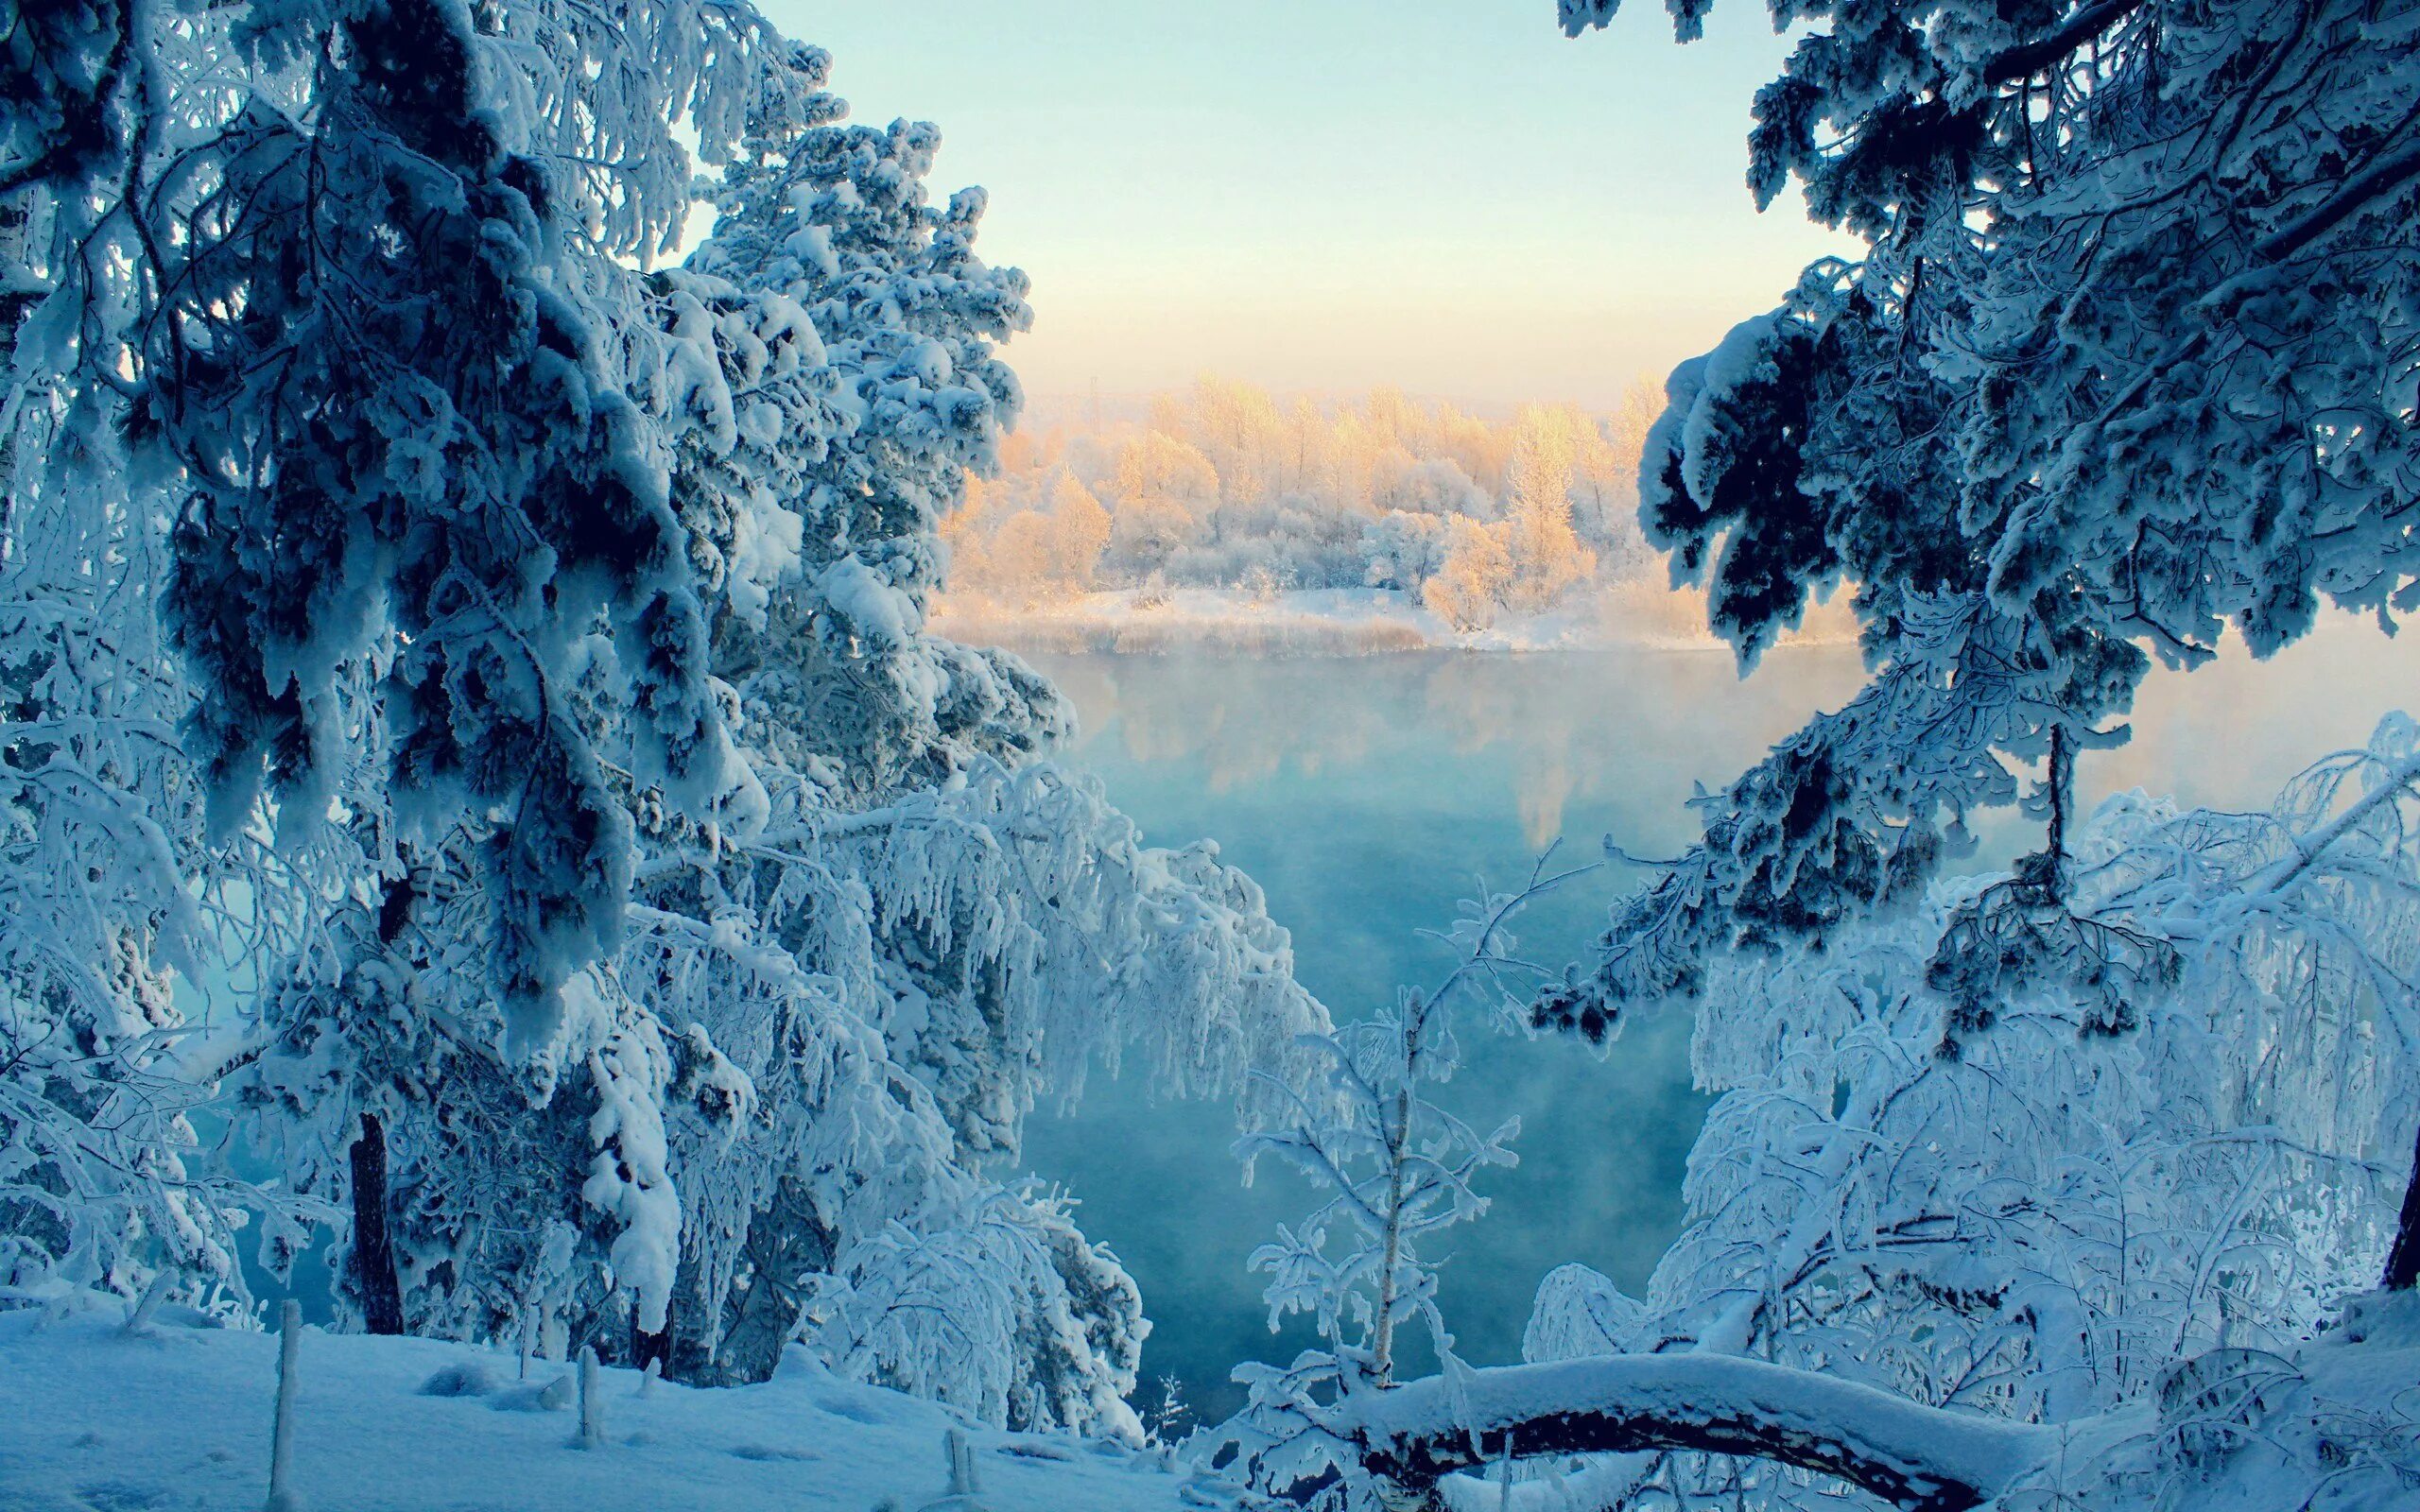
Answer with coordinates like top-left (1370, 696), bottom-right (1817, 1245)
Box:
top-left (1012, 623), bottom-right (2420, 1424)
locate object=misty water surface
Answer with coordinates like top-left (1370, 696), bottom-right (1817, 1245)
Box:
top-left (1012, 621), bottom-right (2420, 1424)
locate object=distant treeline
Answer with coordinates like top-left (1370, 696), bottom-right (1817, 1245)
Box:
top-left (943, 377), bottom-right (1665, 630)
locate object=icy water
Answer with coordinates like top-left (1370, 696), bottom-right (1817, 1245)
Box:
top-left (1011, 622), bottom-right (2420, 1426)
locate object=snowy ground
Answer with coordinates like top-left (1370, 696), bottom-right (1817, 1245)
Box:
top-left (12, 1286), bottom-right (2420, 1511)
top-left (931, 586), bottom-right (1857, 656)
top-left (0, 1293), bottom-right (1218, 1512)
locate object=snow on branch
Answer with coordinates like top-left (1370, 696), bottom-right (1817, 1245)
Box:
top-left (1341, 1353), bottom-right (2054, 1512)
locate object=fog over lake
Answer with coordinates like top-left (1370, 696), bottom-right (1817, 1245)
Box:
top-left (1010, 620), bottom-right (2420, 1423)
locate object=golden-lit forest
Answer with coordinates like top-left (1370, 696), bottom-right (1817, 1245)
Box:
top-left (942, 377), bottom-right (1668, 630)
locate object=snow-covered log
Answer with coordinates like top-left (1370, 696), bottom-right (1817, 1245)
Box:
top-left (1343, 1355), bottom-right (2052, 1512)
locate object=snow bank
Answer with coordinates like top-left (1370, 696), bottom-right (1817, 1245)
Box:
top-left (930, 586), bottom-right (1858, 658)
top-left (0, 1294), bottom-right (1229, 1512)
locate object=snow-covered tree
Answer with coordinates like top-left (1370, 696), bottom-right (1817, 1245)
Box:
top-left (1211, 852), bottom-right (1599, 1503)
top-left (948, 471), bottom-right (1109, 602)
top-left (0, 0), bottom-right (1334, 1437)
top-left (100, 0), bottom-right (824, 1344)
top-left (1422, 518), bottom-right (1517, 632)
top-left (1360, 510), bottom-right (1454, 593)
top-left (1294, 716), bottom-right (2420, 1511)
top-left (0, 303), bottom-right (280, 1308)
top-left (209, 31), bottom-right (1331, 1438)
top-left (138, 0), bottom-right (792, 1059)
top-left (1370, 453), bottom-right (1492, 522)
top-left (1242, 990), bottom-right (1516, 1390)
top-left (1502, 500), bottom-right (1597, 615)
top-left (1515, 717), bottom-right (2419, 1509)
top-left (1529, 0), bottom-right (2420, 1286)
top-left (0, 4), bottom-right (320, 1310)
top-left (1041, 472), bottom-right (1114, 589)
top-left (1543, 0), bottom-right (2420, 1044)
top-left (686, 77), bottom-right (1061, 801)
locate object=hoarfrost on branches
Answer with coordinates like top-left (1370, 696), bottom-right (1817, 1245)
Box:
top-left (1322, 719), bottom-right (2420, 1509)
top-left (1209, 852), bottom-right (1598, 1503)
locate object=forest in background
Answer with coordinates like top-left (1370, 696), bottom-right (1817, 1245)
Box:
top-left (940, 378), bottom-right (1675, 631)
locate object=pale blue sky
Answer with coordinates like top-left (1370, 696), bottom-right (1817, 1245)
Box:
top-left (761, 3), bottom-right (1848, 411)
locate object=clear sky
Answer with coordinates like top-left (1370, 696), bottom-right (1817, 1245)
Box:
top-left (756, 2), bottom-right (1849, 412)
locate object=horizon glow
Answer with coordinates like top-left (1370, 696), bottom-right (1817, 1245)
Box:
top-left (760, 2), bottom-right (1852, 413)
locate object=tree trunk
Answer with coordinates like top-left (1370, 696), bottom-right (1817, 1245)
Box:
top-left (2043, 722), bottom-right (2073, 900)
top-left (349, 1112), bottom-right (406, 1335)
top-left (1371, 993), bottom-right (1432, 1386)
top-left (2384, 1119), bottom-right (2420, 1290)
top-left (631, 1293), bottom-right (674, 1375)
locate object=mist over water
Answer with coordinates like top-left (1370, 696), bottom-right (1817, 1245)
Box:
top-left (215, 619), bottom-right (2420, 1423)
top-left (1011, 619), bottom-right (2420, 1425)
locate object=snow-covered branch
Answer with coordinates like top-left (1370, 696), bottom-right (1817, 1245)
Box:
top-left (1344, 1354), bottom-right (2054, 1512)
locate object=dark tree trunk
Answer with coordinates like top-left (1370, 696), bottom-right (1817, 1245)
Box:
top-left (2385, 1119), bottom-right (2420, 1291)
top-left (631, 1295), bottom-right (675, 1375)
top-left (2046, 723), bottom-right (2073, 899)
top-left (349, 1112), bottom-right (406, 1335)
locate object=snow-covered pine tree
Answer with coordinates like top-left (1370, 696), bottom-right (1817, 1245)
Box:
top-left (220, 32), bottom-right (1328, 1438)
top-left (93, 0), bottom-right (820, 1344)
top-left (141, 0), bottom-right (786, 1058)
top-left (614, 60), bottom-right (1329, 1411)
top-left (1536, 0), bottom-right (2420, 1048)
top-left (688, 73), bottom-right (1067, 804)
top-left (1532, 0), bottom-right (2420, 1259)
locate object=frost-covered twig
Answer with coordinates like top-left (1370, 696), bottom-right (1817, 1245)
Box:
top-left (1218, 850), bottom-right (1597, 1495)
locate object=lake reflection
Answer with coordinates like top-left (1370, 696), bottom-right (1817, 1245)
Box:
top-left (1008, 618), bottom-right (2420, 1424)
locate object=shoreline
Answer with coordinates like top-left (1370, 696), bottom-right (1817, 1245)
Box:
top-left (932, 585), bottom-right (1860, 658)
